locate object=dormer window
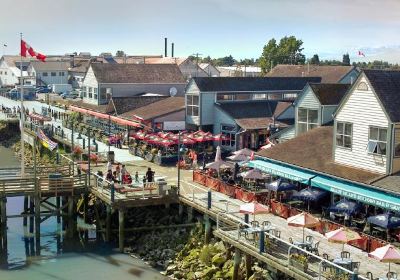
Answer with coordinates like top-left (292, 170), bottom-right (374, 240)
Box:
top-left (367, 127), bottom-right (387, 155)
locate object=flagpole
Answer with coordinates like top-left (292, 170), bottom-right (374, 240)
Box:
top-left (20, 32), bottom-right (25, 176)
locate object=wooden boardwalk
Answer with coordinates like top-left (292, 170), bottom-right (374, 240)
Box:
top-left (179, 179), bottom-right (398, 280)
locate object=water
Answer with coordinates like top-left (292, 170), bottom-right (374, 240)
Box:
top-left (0, 145), bottom-right (165, 280)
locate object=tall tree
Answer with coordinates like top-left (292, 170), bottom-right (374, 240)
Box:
top-left (115, 50), bottom-right (125, 57)
top-left (310, 54), bottom-right (320, 65)
top-left (259, 36), bottom-right (305, 74)
top-left (342, 53), bottom-right (351, 66)
top-left (214, 55), bottom-right (236, 66)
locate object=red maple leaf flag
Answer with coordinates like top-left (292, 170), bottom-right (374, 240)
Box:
top-left (358, 50), bottom-right (365, 57)
top-left (20, 40), bottom-right (46, 62)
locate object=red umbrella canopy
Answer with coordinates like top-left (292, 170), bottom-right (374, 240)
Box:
top-left (369, 244), bottom-right (400, 263)
top-left (239, 202), bottom-right (270, 215)
top-left (325, 227), bottom-right (361, 244)
top-left (213, 133), bottom-right (229, 141)
top-left (182, 137), bottom-right (195, 145)
top-left (287, 212), bottom-right (320, 228)
top-left (160, 139), bottom-right (175, 147)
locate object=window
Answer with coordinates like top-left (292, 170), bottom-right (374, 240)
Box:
top-left (51, 72), bottom-right (56, 76)
top-left (43, 72), bottom-right (48, 76)
top-left (221, 124), bottom-right (236, 147)
top-left (297, 108), bottom-right (318, 134)
top-left (4, 71), bottom-right (7, 75)
top-left (88, 87), bottom-right (93, 98)
top-left (0, 71), bottom-right (2, 75)
top-left (186, 94), bottom-right (199, 116)
top-left (253, 93), bottom-right (266, 100)
top-left (59, 72), bottom-right (65, 76)
top-left (235, 93), bottom-right (252, 100)
top-left (216, 93), bottom-right (234, 101)
top-left (267, 93), bottom-right (283, 100)
top-left (82, 86), bottom-right (87, 98)
top-left (284, 93), bottom-right (297, 100)
top-left (395, 129), bottom-right (400, 157)
top-left (94, 94), bottom-right (98, 100)
top-left (357, 82), bottom-right (368, 91)
top-left (94, 88), bottom-right (98, 94)
top-left (367, 127), bottom-right (387, 155)
top-left (336, 122), bottom-right (352, 149)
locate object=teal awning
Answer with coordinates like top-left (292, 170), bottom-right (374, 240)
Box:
top-left (311, 176), bottom-right (400, 212)
top-left (247, 159), bottom-right (315, 184)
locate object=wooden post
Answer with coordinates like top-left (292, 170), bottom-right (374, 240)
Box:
top-left (119, 209), bottom-right (125, 252)
top-left (0, 197), bottom-right (7, 251)
top-left (204, 214), bottom-right (211, 244)
top-left (178, 204), bottom-right (184, 219)
top-left (105, 205), bottom-right (111, 242)
top-left (245, 254), bottom-right (252, 279)
top-left (56, 196), bottom-right (61, 224)
top-left (233, 248), bottom-right (242, 280)
top-left (83, 194), bottom-right (89, 240)
top-left (187, 206), bottom-right (193, 222)
top-left (23, 196), bottom-right (28, 226)
top-left (34, 178), bottom-right (40, 255)
top-left (29, 196), bottom-right (34, 235)
top-left (67, 196), bottom-right (75, 239)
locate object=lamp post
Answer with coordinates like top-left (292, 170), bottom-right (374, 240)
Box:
top-left (177, 131), bottom-right (181, 195)
top-left (88, 128), bottom-right (91, 186)
top-left (108, 114), bottom-right (111, 153)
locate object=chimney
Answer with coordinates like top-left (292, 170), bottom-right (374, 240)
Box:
top-left (171, 43), bottom-right (174, 58)
top-left (69, 54), bottom-right (74, 68)
top-left (164, 38), bottom-right (168, 57)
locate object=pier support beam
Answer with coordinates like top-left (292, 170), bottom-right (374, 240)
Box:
top-left (56, 196), bottom-right (61, 224)
top-left (67, 196), bottom-right (75, 239)
top-left (233, 248), bottom-right (242, 280)
top-left (23, 196), bottom-right (28, 226)
top-left (105, 205), bottom-right (111, 242)
top-left (178, 204), bottom-right (184, 220)
top-left (187, 206), bottom-right (193, 222)
top-left (0, 196), bottom-right (7, 251)
top-left (245, 254), bottom-right (252, 279)
top-left (119, 209), bottom-right (125, 252)
top-left (34, 194), bottom-right (40, 255)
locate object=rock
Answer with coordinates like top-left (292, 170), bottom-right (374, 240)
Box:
top-left (194, 271), bottom-right (203, 279)
top-left (173, 271), bottom-right (185, 279)
top-left (211, 253), bottom-right (226, 267)
top-left (203, 266), bottom-right (219, 278)
top-left (166, 264), bottom-right (177, 273)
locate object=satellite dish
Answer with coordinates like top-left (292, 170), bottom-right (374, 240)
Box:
top-left (169, 87), bottom-right (177, 97)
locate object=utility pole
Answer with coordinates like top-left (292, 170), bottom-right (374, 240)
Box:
top-left (192, 53), bottom-right (202, 77)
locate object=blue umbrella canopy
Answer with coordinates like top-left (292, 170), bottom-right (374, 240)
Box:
top-left (328, 199), bottom-right (361, 215)
top-left (291, 188), bottom-right (328, 202)
top-left (266, 180), bottom-right (297, 192)
top-left (367, 213), bottom-right (400, 229)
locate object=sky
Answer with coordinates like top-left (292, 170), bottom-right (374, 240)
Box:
top-left (1, 0), bottom-right (400, 63)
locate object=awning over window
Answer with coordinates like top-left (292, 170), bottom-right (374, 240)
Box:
top-left (311, 176), bottom-right (400, 212)
top-left (246, 159), bottom-right (315, 184)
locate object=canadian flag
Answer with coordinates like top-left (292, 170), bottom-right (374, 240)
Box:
top-left (21, 40), bottom-right (46, 62)
top-left (358, 50), bottom-right (365, 57)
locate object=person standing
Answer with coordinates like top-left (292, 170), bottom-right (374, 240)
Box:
top-left (107, 161), bottom-right (112, 173)
top-left (146, 167), bottom-right (154, 182)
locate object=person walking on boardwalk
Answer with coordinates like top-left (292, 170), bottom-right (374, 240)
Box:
top-left (146, 167), bottom-right (154, 182)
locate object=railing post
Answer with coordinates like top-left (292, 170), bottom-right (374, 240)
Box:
top-left (111, 182), bottom-right (115, 203)
top-left (244, 213), bottom-right (249, 224)
top-left (259, 230), bottom-right (265, 253)
top-left (207, 189), bottom-right (212, 209)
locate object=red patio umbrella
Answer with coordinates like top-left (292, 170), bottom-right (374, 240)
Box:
top-left (369, 244), bottom-right (400, 275)
top-left (325, 227), bottom-right (361, 252)
top-left (240, 202), bottom-right (270, 222)
top-left (287, 212), bottom-right (320, 242)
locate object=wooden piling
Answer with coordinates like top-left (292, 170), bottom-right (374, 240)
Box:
top-left (187, 206), bottom-right (193, 222)
top-left (119, 209), bottom-right (125, 252)
top-left (245, 254), bottom-right (252, 279)
top-left (233, 247), bottom-right (242, 280)
top-left (105, 205), bottom-right (111, 242)
top-left (204, 214), bottom-right (211, 244)
top-left (67, 196), bottom-right (75, 238)
top-left (0, 197), bottom-right (7, 251)
top-left (56, 196), bottom-right (61, 224)
top-left (34, 179), bottom-right (40, 254)
top-left (23, 196), bottom-right (28, 226)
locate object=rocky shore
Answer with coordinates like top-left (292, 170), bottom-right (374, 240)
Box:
top-left (0, 122), bottom-right (20, 147)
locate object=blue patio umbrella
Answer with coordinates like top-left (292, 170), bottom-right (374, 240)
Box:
top-left (266, 179), bottom-right (297, 192)
top-left (291, 188), bottom-right (329, 212)
top-left (328, 199), bottom-right (361, 215)
top-left (367, 213), bottom-right (400, 229)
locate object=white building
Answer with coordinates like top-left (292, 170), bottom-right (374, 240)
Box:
top-left (199, 63), bottom-right (220, 77)
top-left (218, 65), bottom-right (262, 77)
top-left (28, 61), bottom-right (69, 86)
top-left (144, 57), bottom-right (208, 80)
top-left (0, 55), bottom-right (31, 86)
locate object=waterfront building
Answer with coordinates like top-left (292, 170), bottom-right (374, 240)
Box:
top-left (218, 65), bottom-right (262, 77)
top-left (80, 63), bottom-right (186, 105)
top-left (199, 63), bottom-right (220, 77)
top-left (28, 61), bottom-right (69, 87)
top-left (0, 55), bottom-right (32, 86)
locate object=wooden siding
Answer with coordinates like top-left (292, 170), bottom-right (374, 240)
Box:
top-left (339, 68), bottom-right (360, 84)
top-left (321, 105), bottom-right (337, 124)
top-left (276, 125), bottom-right (295, 142)
top-left (201, 92), bottom-right (217, 125)
top-left (82, 66), bottom-right (98, 105)
top-left (334, 76), bottom-right (389, 174)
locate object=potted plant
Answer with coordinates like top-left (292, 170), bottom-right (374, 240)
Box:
top-left (289, 253), bottom-right (308, 272)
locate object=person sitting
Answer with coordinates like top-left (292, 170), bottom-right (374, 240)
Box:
top-left (122, 173), bottom-right (132, 184)
top-left (106, 170), bottom-right (114, 182)
top-left (112, 171), bottom-right (120, 183)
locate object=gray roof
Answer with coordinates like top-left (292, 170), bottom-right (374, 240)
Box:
top-left (308, 83), bottom-right (350, 105)
top-left (91, 63), bottom-right (186, 84)
top-left (364, 70), bottom-right (400, 123)
top-left (192, 77), bottom-right (321, 92)
top-left (30, 61), bottom-right (69, 71)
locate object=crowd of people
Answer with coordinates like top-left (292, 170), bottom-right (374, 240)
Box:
top-left (101, 161), bottom-right (156, 186)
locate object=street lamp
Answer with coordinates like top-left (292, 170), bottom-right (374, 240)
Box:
top-left (177, 131), bottom-right (181, 195)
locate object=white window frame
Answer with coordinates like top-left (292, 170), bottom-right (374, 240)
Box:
top-left (221, 124), bottom-right (236, 147)
top-left (336, 121), bottom-right (352, 149)
top-left (186, 94), bottom-right (199, 116)
top-left (367, 126), bottom-right (387, 155)
top-left (297, 108), bottom-right (318, 134)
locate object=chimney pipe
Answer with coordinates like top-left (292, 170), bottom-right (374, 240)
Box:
top-left (164, 38), bottom-right (168, 57)
top-left (171, 43), bottom-right (174, 58)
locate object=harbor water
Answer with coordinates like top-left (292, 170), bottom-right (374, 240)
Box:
top-left (0, 145), bottom-right (165, 280)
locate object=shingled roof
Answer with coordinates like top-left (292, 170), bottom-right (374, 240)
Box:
top-left (215, 101), bottom-right (293, 129)
top-left (308, 83), bottom-right (350, 105)
top-left (120, 97), bottom-right (185, 120)
top-left (267, 65), bottom-right (357, 83)
top-left (90, 63), bottom-right (186, 84)
top-left (257, 126), bottom-right (380, 184)
top-left (30, 61), bottom-right (69, 71)
top-left (363, 70), bottom-right (400, 123)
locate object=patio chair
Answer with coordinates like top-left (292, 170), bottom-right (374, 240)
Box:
top-left (305, 235), bottom-right (314, 245)
top-left (309, 241), bottom-right (319, 255)
top-left (251, 221), bottom-right (260, 228)
top-left (271, 229), bottom-right (281, 244)
top-left (366, 272), bottom-right (374, 280)
top-left (351, 261), bottom-right (360, 272)
top-left (387, 272), bottom-right (398, 279)
top-left (341, 251), bottom-right (350, 259)
top-left (262, 221), bottom-right (271, 228)
top-left (322, 253), bottom-right (331, 271)
top-left (289, 237), bottom-right (293, 244)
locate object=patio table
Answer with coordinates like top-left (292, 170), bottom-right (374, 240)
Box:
top-left (293, 241), bottom-right (312, 250)
top-left (333, 258), bottom-right (352, 270)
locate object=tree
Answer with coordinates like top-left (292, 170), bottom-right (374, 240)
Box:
top-left (310, 54), bottom-right (320, 65)
top-left (214, 55), bottom-right (236, 66)
top-left (115, 50), bottom-right (125, 57)
top-left (202, 56), bottom-right (212, 64)
top-left (259, 36), bottom-right (305, 74)
top-left (342, 53), bottom-right (350, 66)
